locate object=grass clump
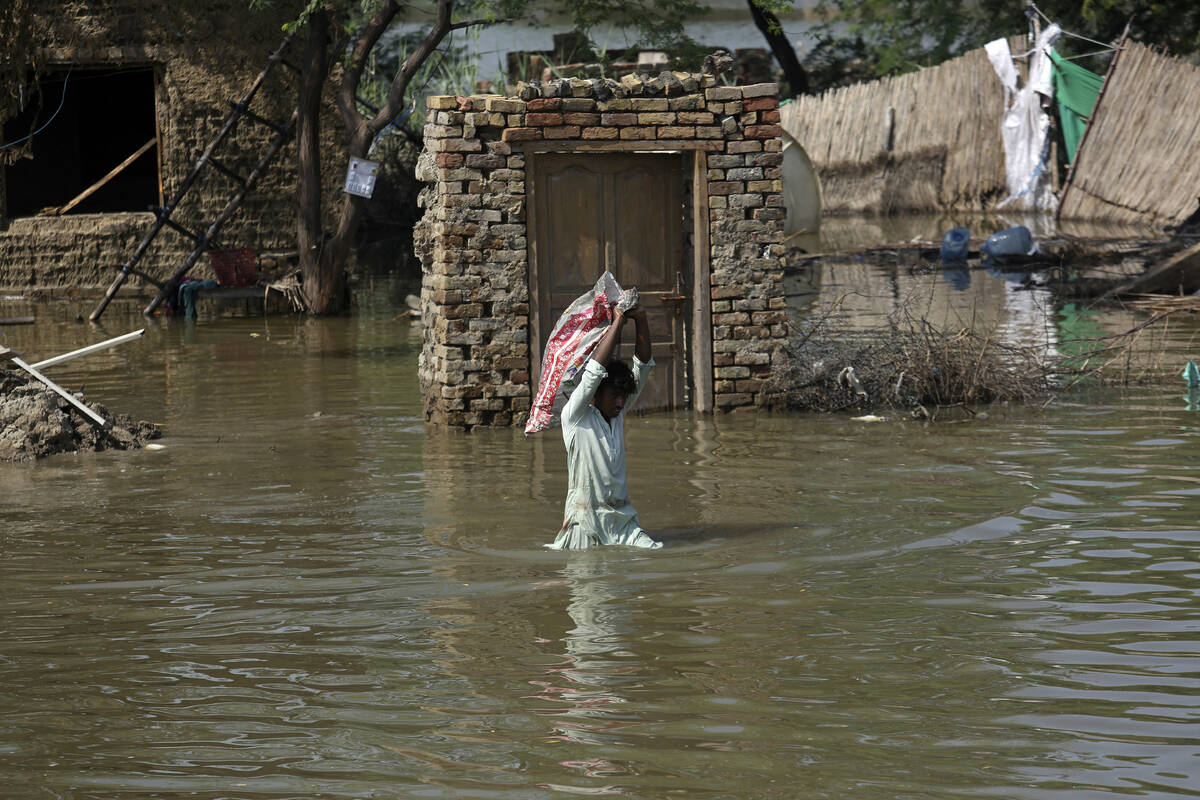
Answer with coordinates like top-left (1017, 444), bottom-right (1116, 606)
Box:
top-left (768, 302), bottom-right (1058, 417)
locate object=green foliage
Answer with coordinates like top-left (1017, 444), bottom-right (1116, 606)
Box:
top-left (248, 0), bottom-right (327, 33)
top-left (0, 0), bottom-right (38, 118)
top-left (358, 26), bottom-right (487, 138)
top-left (802, 35), bottom-right (877, 90)
top-left (751, 0), bottom-right (802, 36)
top-left (566, 0), bottom-right (709, 53)
top-left (811, 0), bottom-right (1200, 81)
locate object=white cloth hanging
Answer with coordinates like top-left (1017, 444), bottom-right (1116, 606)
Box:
top-left (987, 24), bottom-right (1062, 212)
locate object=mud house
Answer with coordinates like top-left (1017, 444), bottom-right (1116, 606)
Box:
top-left (0, 1), bottom-right (341, 294)
top-left (413, 74), bottom-right (789, 430)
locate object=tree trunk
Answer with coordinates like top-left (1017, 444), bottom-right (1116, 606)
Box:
top-left (295, 0), bottom-right (457, 315)
top-left (296, 8), bottom-right (349, 314)
top-left (748, 0), bottom-right (810, 96)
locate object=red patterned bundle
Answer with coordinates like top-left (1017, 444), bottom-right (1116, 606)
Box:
top-left (526, 272), bottom-right (634, 434)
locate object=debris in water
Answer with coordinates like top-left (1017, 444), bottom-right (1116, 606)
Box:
top-left (0, 364), bottom-right (161, 462)
top-left (1183, 360), bottom-right (1200, 388)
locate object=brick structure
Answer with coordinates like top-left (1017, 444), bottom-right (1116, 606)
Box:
top-left (414, 73), bottom-right (789, 430)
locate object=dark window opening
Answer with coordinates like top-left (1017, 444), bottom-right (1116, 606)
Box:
top-left (3, 66), bottom-right (159, 218)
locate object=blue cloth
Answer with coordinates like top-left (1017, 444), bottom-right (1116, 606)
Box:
top-left (177, 279), bottom-right (217, 319)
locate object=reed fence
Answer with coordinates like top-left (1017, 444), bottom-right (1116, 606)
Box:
top-left (781, 42), bottom-right (1016, 215)
top-left (1060, 42), bottom-right (1200, 226)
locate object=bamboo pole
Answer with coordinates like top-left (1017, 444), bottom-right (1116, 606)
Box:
top-left (143, 109), bottom-right (299, 316)
top-left (89, 33), bottom-right (295, 323)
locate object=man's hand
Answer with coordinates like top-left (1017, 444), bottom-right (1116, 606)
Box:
top-left (625, 304), bottom-right (647, 322)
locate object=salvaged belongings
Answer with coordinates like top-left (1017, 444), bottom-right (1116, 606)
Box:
top-left (525, 271), bottom-right (639, 434)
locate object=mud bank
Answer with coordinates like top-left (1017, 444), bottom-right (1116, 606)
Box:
top-left (0, 366), bottom-right (160, 462)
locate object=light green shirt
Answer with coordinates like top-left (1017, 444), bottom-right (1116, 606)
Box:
top-left (545, 356), bottom-right (660, 550)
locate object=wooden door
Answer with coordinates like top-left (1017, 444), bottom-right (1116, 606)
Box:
top-left (530, 152), bottom-right (686, 413)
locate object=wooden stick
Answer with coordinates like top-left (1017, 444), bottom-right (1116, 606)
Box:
top-left (52, 138), bottom-right (157, 216)
top-left (781, 228), bottom-right (810, 243)
top-left (8, 356), bottom-right (108, 428)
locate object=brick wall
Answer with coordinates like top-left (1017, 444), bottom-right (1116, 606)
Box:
top-left (414, 73), bottom-right (789, 430)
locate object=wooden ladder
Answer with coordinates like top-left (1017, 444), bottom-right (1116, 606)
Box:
top-left (89, 34), bottom-right (299, 322)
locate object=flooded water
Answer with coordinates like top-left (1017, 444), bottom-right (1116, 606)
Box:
top-left (3, 261), bottom-right (1200, 798)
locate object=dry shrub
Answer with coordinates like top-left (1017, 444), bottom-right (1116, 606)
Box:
top-left (765, 296), bottom-right (1062, 416)
top-left (765, 285), bottom-right (1197, 417)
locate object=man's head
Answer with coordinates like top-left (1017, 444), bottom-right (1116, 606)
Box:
top-left (593, 358), bottom-right (636, 421)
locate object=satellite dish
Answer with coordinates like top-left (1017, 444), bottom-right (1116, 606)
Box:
top-left (781, 130), bottom-right (821, 241)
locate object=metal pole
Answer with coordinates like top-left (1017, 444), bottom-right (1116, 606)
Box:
top-left (30, 329), bottom-right (145, 370)
top-left (8, 357), bottom-right (108, 428)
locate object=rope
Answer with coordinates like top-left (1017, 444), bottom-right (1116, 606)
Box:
top-left (368, 103), bottom-right (415, 156)
top-left (1028, 2), bottom-right (1116, 49)
top-left (1061, 47), bottom-right (1118, 61)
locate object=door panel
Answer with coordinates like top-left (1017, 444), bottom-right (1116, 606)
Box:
top-left (531, 152), bottom-right (686, 414)
top-left (543, 165), bottom-right (606, 295)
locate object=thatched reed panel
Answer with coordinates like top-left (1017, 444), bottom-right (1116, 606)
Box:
top-left (1061, 42), bottom-right (1200, 226)
top-left (782, 43), bottom-right (1014, 214)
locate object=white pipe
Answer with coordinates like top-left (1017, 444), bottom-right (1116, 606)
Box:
top-left (30, 329), bottom-right (145, 370)
top-left (9, 356), bottom-right (108, 428)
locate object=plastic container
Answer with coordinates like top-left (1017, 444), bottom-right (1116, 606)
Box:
top-left (981, 226), bottom-right (1036, 260)
top-left (943, 267), bottom-right (970, 291)
top-left (940, 226), bottom-right (970, 263)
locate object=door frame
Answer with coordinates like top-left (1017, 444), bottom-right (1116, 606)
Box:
top-left (523, 140), bottom-right (716, 413)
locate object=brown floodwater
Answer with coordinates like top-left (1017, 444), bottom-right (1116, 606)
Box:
top-left (2, 247), bottom-right (1199, 799)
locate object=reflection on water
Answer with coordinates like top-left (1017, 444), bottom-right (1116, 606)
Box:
top-left (1, 273), bottom-right (1199, 798)
top-left (791, 214), bottom-right (1193, 386)
top-left (814, 212), bottom-right (1162, 253)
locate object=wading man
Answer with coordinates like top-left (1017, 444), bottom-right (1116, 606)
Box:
top-left (545, 303), bottom-right (661, 550)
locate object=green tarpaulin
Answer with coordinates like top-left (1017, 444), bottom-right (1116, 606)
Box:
top-left (1049, 50), bottom-right (1105, 164)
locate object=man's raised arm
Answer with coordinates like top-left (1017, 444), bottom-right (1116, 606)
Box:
top-left (628, 306), bottom-right (650, 364)
top-left (590, 307), bottom-right (626, 367)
